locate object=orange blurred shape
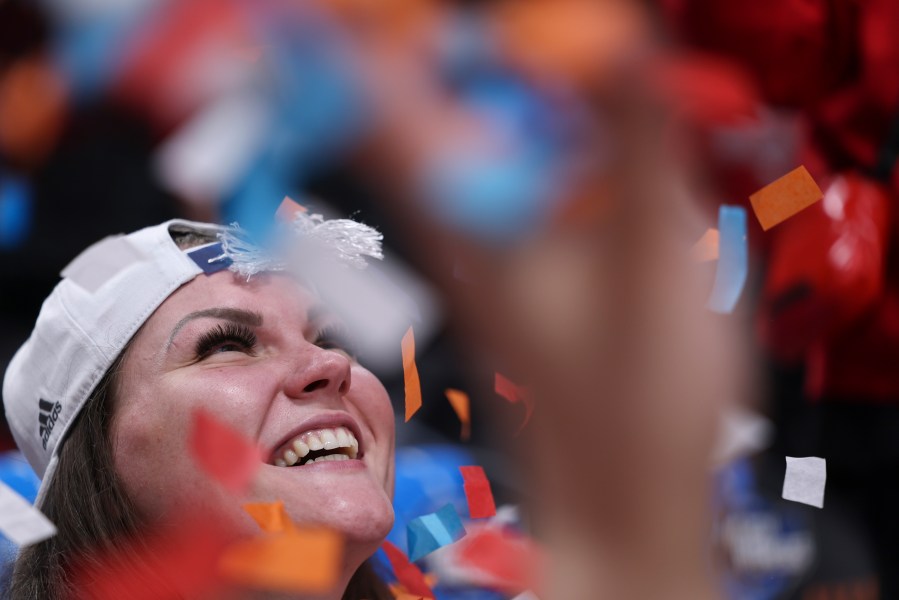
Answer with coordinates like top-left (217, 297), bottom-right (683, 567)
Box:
top-left (275, 196), bottom-right (308, 223)
top-left (242, 500), bottom-right (296, 533)
top-left (219, 527), bottom-right (343, 594)
top-left (691, 228), bottom-right (719, 262)
top-left (647, 53), bottom-right (760, 126)
top-left (492, 0), bottom-right (647, 87)
top-left (0, 57), bottom-right (67, 166)
top-left (444, 388), bottom-right (471, 441)
top-left (749, 165), bottom-right (823, 230)
top-left (402, 327), bottom-right (422, 422)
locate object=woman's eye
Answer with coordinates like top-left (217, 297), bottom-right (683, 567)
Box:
top-left (211, 342), bottom-right (245, 354)
top-left (195, 323), bottom-right (258, 359)
top-left (315, 326), bottom-right (357, 359)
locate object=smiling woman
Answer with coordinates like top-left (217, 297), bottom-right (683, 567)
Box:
top-left (2, 221), bottom-right (396, 599)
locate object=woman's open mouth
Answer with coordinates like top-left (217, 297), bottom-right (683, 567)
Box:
top-left (272, 426), bottom-right (361, 467)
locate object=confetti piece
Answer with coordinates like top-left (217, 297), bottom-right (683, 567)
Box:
top-left (460, 466), bottom-right (497, 519)
top-left (707, 205), bottom-right (747, 314)
top-left (73, 516), bottom-right (232, 600)
top-left (391, 591), bottom-right (428, 600)
top-left (749, 165), bottom-right (823, 231)
top-left (455, 527), bottom-right (543, 592)
top-left (381, 540), bottom-right (435, 598)
top-left (407, 504), bottom-right (467, 562)
top-left (402, 327), bottom-right (422, 422)
top-left (690, 228), bottom-right (719, 262)
top-left (275, 195), bottom-right (307, 222)
top-left (189, 408), bottom-right (263, 493)
top-left (219, 528), bottom-right (343, 594)
top-left (444, 389), bottom-right (471, 441)
top-left (512, 592), bottom-right (541, 600)
top-left (494, 373), bottom-right (534, 433)
top-left (0, 480), bottom-right (56, 546)
top-left (782, 456), bottom-right (826, 509)
top-left (242, 500), bottom-right (296, 533)
top-left (60, 235), bottom-right (145, 293)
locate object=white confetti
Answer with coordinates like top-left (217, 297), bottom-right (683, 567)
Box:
top-left (0, 481), bottom-right (57, 546)
top-left (782, 456), bottom-right (826, 509)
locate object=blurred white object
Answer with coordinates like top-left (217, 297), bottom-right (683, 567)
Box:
top-left (286, 239), bottom-right (441, 374)
top-left (711, 407), bottom-right (773, 467)
top-left (0, 481), bottom-right (57, 546)
top-left (154, 92), bottom-right (271, 206)
top-left (782, 456), bottom-right (826, 509)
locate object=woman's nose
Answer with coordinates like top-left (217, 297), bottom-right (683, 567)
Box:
top-left (282, 346), bottom-right (351, 400)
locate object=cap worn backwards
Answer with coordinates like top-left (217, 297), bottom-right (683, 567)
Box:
top-left (2, 219), bottom-right (227, 505)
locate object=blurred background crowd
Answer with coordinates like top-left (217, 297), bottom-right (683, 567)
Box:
top-left (1, 0), bottom-right (898, 598)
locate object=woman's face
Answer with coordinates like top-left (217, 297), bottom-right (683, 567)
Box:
top-left (111, 270), bottom-right (395, 558)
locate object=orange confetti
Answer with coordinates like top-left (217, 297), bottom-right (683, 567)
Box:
top-left (749, 166), bottom-right (823, 231)
top-left (275, 196), bottom-right (307, 222)
top-left (219, 528), bottom-right (342, 594)
top-left (691, 228), bottom-right (719, 262)
top-left (402, 327), bottom-right (422, 422)
top-left (444, 388), bottom-right (471, 441)
top-left (242, 500), bottom-right (296, 534)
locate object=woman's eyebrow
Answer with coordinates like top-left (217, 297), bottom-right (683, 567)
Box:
top-left (167, 307), bottom-right (264, 348)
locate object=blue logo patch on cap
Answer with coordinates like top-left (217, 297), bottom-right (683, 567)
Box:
top-left (187, 242), bottom-right (233, 275)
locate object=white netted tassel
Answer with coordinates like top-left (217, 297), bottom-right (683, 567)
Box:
top-left (288, 212), bottom-right (383, 269)
top-left (213, 212), bottom-right (384, 279)
top-left (214, 223), bottom-right (284, 280)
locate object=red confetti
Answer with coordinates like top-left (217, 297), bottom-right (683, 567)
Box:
top-left (460, 466), bottom-right (497, 519)
top-left (189, 408), bottom-right (263, 493)
top-left (381, 540), bottom-right (435, 599)
top-left (494, 373), bottom-right (534, 433)
top-left (456, 527), bottom-right (543, 593)
top-left (72, 516), bottom-right (232, 600)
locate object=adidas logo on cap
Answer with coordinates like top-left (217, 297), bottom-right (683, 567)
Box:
top-left (38, 398), bottom-right (62, 450)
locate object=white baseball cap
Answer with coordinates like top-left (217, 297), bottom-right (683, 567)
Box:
top-left (2, 219), bottom-right (229, 505)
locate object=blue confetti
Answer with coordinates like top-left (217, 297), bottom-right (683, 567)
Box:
top-left (407, 503), bottom-right (466, 562)
top-left (707, 205), bottom-right (748, 314)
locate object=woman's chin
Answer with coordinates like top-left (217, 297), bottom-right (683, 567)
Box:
top-left (256, 468), bottom-right (395, 544)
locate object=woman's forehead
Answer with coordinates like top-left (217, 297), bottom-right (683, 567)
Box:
top-left (151, 271), bottom-right (320, 330)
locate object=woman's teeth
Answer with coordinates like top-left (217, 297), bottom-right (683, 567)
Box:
top-left (273, 426), bottom-right (359, 467)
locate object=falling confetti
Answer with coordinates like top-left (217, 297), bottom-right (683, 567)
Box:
top-left (407, 503), bottom-right (467, 561)
top-left (189, 408), bottom-right (263, 493)
top-left (706, 205), bottom-right (748, 314)
top-left (749, 165), bottom-right (823, 231)
top-left (782, 456), bottom-right (826, 509)
top-left (460, 466), bottom-right (497, 519)
top-left (402, 327), bottom-right (423, 422)
top-left (444, 388), bottom-right (471, 441)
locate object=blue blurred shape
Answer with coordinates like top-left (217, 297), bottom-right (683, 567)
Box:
top-left (0, 175), bottom-right (33, 250)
